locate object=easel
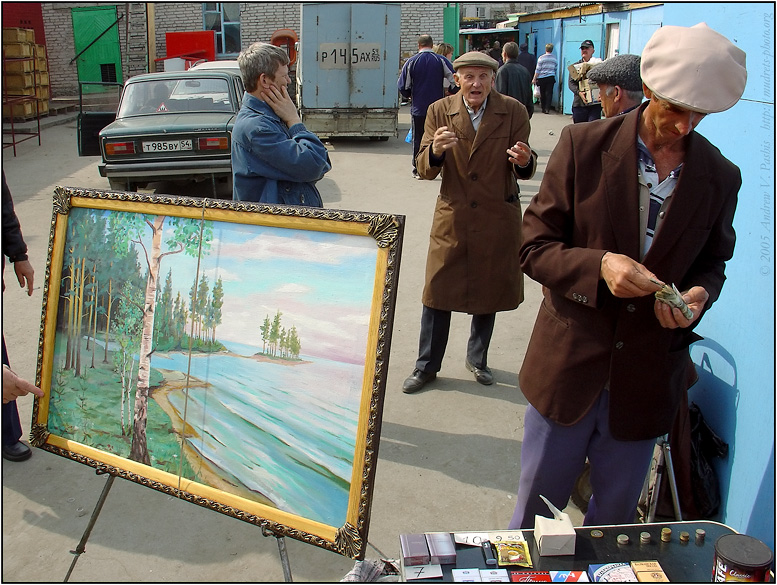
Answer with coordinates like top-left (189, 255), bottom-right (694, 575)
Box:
top-left (62, 469), bottom-right (295, 582)
top-left (639, 433), bottom-right (683, 523)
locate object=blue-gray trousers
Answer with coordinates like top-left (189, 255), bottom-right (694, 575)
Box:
top-left (509, 389), bottom-right (656, 528)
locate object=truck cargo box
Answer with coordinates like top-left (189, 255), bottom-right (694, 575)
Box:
top-left (297, 3), bottom-right (400, 139)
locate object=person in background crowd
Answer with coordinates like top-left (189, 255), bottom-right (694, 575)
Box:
top-left (568, 39), bottom-right (603, 123)
top-left (398, 35), bottom-right (456, 179)
top-left (496, 41), bottom-right (534, 118)
top-left (488, 40), bottom-right (503, 67)
top-left (508, 23), bottom-right (747, 529)
top-left (2, 172), bottom-right (45, 462)
top-left (402, 52), bottom-right (537, 394)
top-left (586, 53), bottom-right (644, 118)
top-left (434, 42), bottom-right (458, 95)
top-left (517, 43), bottom-right (537, 78)
top-left (232, 42), bottom-right (331, 205)
top-left (533, 43), bottom-right (558, 114)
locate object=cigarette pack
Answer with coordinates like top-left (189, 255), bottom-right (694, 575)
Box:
top-left (549, 571), bottom-right (590, 582)
top-left (480, 568), bottom-right (511, 582)
top-left (629, 561), bottom-right (669, 582)
top-left (587, 563), bottom-right (638, 582)
top-left (426, 531), bottom-right (457, 564)
top-left (400, 533), bottom-right (430, 566)
top-left (509, 570), bottom-right (552, 581)
top-left (453, 568), bottom-right (483, 582)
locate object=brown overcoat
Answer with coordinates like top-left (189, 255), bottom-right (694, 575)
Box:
top-left (416, 91), bottom-right (536, 315)
top-left (519, 104), bottom-right (740, 441)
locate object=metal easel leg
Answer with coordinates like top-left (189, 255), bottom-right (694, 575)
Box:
top-left (642, 434), bottom-right (683, 523)
top-left (262, 525), bottom-right (293, 582)
top-left (645, 439), bottom-right (665, 523)
top-left (661, 436), bottom-right (683, 521)
top-left (64, 473), bottom-right (116, 582)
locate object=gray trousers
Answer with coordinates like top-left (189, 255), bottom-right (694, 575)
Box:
top-left (508, 389), bottom-right (656, 528)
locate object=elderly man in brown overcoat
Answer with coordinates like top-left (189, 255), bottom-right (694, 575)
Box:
top-left (508, 23), bottom-right (747, 528)
top-left (402, 51), bottom-right (537, 394)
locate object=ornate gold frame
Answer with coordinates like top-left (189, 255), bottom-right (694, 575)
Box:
top-left (31, 187), bottom-right (404, 559)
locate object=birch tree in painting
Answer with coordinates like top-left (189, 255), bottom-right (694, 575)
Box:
top-left (110, 214), bottom-right (212, 465)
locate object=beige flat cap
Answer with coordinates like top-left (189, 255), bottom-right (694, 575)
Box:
top-left (641, 22), bottom-right (746, 113)
top-left (453, 51), bottom-right (499, 72)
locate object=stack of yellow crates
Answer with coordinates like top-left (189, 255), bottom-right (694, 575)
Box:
top-left (34, 42), bottom-right (49, 115)
top-left (2, 27), bottom-right (40, 118)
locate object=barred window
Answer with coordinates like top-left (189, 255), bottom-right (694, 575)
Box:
top-left (203, 3), bottom-right (241, 57)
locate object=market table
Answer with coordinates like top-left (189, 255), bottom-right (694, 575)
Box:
top-left (400, 520), bottom-right (737, 581)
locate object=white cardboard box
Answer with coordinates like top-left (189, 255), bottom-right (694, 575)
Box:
top-left (534, 512), bottom-right (576, 556)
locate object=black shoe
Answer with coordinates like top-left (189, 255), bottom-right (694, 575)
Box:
top-left (2, 441), bottom-right (32, 462)
top-left (402, 369), bottom-right (436, 394)
top-left (465, 360), bottom-right (494, 385)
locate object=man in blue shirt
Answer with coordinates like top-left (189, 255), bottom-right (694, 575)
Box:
top-left (397, 35), bottom-right (455, 179)
top-left (232, 42), bottom-right (331, 206)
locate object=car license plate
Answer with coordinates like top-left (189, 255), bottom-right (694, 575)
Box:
top-left (142, 139), bottom-right (193, 152)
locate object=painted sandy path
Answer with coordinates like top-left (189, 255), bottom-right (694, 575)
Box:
top-left (151, 368), bottom-right (276, 508)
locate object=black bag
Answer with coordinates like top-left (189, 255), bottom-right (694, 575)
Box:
top-left (688, 402), bottom-right (728, 517)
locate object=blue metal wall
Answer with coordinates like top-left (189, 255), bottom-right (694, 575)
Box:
top-left (519, 2), bottom-right (775, 551)
top-left (517, 5), bottom-right (662, 113)
top-left (663, 2), bottom-right (775, 553)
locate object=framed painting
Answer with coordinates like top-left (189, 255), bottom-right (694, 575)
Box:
top-left (31, 187), bottom-right (404, 559)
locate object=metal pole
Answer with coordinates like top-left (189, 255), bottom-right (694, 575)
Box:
top-left (663, 441), bottom-right (683, 521)
top-left (646, 441), bottom-right (665, 524)
top-left (277, 536), bottom-right (293, 582)
top-left (262, 525), bottom-right (293, 582)
top-left (64, 473), bottom-right (116, 582)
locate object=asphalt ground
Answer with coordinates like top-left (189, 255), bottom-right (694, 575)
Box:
top-left (1, 105), bottom-right (577, 582)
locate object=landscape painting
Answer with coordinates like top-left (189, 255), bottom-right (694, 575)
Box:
top-left (32, 188), bottom-right (404, 559)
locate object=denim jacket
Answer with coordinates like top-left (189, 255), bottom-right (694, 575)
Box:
top-left (231, 93), bottom-right (331, 206)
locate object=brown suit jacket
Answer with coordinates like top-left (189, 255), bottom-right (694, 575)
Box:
top-left (417, 91), bottom-right (536, 314)
top-left (519, 104), bottom-right (740, 440)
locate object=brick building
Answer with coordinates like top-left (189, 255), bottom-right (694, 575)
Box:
top-left (10, 2), bottom-right (563, 100)
top-left (27, 2), bottom-right (447, 99)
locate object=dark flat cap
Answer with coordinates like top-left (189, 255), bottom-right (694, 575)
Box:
top-left (587, 54), bottom-right (642, 91)
top-left (453, 51), bottom-right (499, 72)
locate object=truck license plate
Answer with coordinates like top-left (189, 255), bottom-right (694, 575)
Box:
top-left (142, 139), bottom-right (193, 152)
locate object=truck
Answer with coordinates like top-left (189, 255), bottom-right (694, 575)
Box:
top-left (296, 3), bottom-right (400, 140)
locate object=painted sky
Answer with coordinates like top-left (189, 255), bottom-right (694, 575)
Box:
top-left (133, 216), bottom-right (379, 364)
